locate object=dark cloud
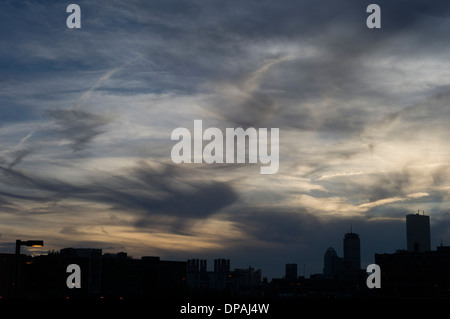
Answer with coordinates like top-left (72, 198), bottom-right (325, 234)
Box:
top-left (0, 165), bottom-right (37, 190)
top-left (368, 171), bottom-right (411, 202)
top-left (44, 108), bottom-right (113, 152)
top-left (0, 161), bottom-right (239, 233)
top-left (431, 165), bottom-right (450, 187)
top-left (229, 207), bottom-right (318, 245)
top-left (8, 148), bottom-right (33, 169)
top-left (92, 166), bottom-right (238, 234)
top-left (89, 167), bottom-right (240, 232)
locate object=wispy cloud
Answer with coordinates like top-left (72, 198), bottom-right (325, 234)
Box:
top-left (358, 192), bottom-right (430, 209)
top-left (44, 108), bottom-right (113, 152)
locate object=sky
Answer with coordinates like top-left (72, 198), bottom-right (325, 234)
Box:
top-left (1, 0), bottom-right (450, 279)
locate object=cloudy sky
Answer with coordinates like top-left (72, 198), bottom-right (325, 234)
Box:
top-left (1, 0), bottom-right (450, 279)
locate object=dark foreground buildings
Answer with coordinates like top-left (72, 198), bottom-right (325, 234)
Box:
top-left (269, 230), bottom-right (367, 299)
top-left (375, 245), bottom-right (450, 297)
top-left (374, 212), bottom-right (450, 297)
top-left (0, 248), bottom-right (188, 299)
top-left (1, 213), bottom-right (450, 299)
top-left (322, 230), bottom-right (363, 280)
top-left (186, 258), bottom-right (264, 298)
top-left (270, 213), bottom-right (450, 299)
top-left (0, 248), bottom-right (264, 299)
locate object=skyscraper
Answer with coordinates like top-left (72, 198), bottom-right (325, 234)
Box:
top-left (285, 263), bottom-right (297, 280)
top-left (343, 231), bottom-right (360, 270)
top-left (214, 259), bottom-right (230, 273)
top-left (323, 247), bottom-right (343, 277)
top-left (406, 213), bottom-right (431, 252)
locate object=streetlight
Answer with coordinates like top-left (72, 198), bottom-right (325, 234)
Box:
top-left (14, 239), bottom-right (44, 297)
top-left (15, 240), bottom-right (44, 254)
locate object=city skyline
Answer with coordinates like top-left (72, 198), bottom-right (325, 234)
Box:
top-left (2, 211), bottom-right (448, 299)
top-left (1, 0), bottom-right (450, 282)
top-left (0, 211), bottom-right (440, 281)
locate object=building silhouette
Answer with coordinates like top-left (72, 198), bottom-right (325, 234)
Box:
top-left (233, 266), bottom-right (262, 294)
top-left (186, 258), bottom-right (263, 297)
top-left (60, 248), bottom-right (102, 294)
top-left (187, 259), bottom-right (207, 273)
top-left (285, 263), bottom-right (297, 280)
top-left (343, 230), bottom-right (361, 271)
top-left (214, 259), bottom-right (230, 273)
top-left (0, 248), bottom-right (188, 299)
top-left (375, 244), bottom-right (450, 297)
top-left (321, 229), bottom-right (361, 280)
top-left (374, 213), bottom-right (450, 297)
top-left (0, 253), bottom-right (26, 298)
top-left (406, 212), bottom-right (431, 252)
top-left (323, 247), bottom-right (343, 277)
